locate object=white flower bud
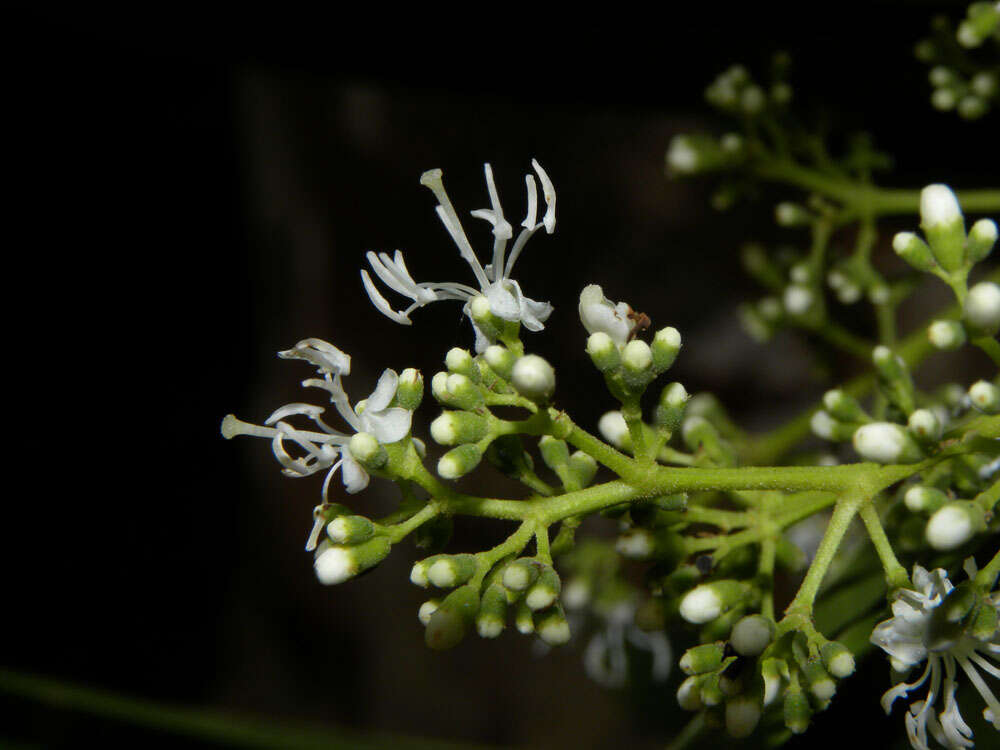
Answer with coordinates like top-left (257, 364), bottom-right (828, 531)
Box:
top-left (562, 578), bottom-right (591, 609)
top-left (929, 66), bottom-right (953, 87)
top-left (622, 339), bottom-right (653, 373)
top-left (417, 599), bottom-right (441, 625)
top-left (969, 380), bottom-right (999, 413)
top-left (726, 696), bottom-right (762, 739)
top-left (810, 410), bottom-right (838, 440)
top-left (921, 185), bottom-right (962, 227)
top-left (932, 88), bottom-right (957, 111)
top-left (586, 331), bottom-right (620, 371)
top-left (667, 136), bottom-right (699, 173)
top-left (927, 319), bottom-right (967, 350)
top-left (965, 281), bottom-right (1000, 334)
top-left (616, 528), bottom-right (655, 560)
top-left (677, 676), bottom-right (704, 711)
top-left (731, 614), bottom-right (775, 656)
top-left (598, 410), bottom-right (630, 449)
top-left (348, 432), bottom-right (382, 463)
top-left (679, 585), bottom-right (723, 624)
top-left (904, 485), bottom-right (948, 513)
top-left (968, 219), bottom-right (997, 263)
top-left (741, 85), bottom-right (765, 113)
top-left (511, 354), bottom-right (556, 401)
top-left (852, 423), bottom-right (922, 464)
top-left (720, 133), bottom-right (743, 152)
top-left (908, 409), bottom-right (942, 441)
top-left (783, 285), bottom-right (813, 316)
top-left (314, 545), bottom-right (357, 585)
top-left (925, 503), bottom-right (982, 550)
top-left (776, 203), bottom-right (810, 227)
top-left (971, 72), bottom-right (998, 97)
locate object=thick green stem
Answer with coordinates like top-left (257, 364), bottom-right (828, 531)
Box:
top-left (976, 549), bottom-right (1000, 590)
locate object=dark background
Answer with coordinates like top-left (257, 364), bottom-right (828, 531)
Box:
top-left (6, 4), bottom-right (998, 748)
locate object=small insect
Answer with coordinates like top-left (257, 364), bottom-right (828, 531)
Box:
top-left (626, 308), bottom-right (651, 341)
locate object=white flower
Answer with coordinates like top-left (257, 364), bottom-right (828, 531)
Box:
top-left (871, 562), bottom-right (1000, 750)
top-left (361, 160), bottom-right (556, 352)
top-left (221, 339), bottom-right (412, 541)
top-left (578, 284), bottom-right (635, 346)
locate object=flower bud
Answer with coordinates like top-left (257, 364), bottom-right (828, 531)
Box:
top-left (927, 319), bottom-right (967, 350)
top-left (511, 354), bottom-right (556, 401)
top-left (731, 614), bottom-right (775, 656)
top-left (783, 284), bottom-right (815, 317)
top-left (561, 577), bottom-right (591, 610)
top-left (904, 485), bottom-right (948, 514)
top-left (327, 515), bottom-right (375, 545)
top-left (967, 219), bottom-right (997, 264)
top-left (444, 372), bottom-right (484, 410)
top-left (679, 580), bottom-right (746, 624)
top-left (931, 88), bottom-right (957, 111)
top-left (810, 410), bottom-right (855, 441)
top-left (679, 642), bottom-right (725, 675)
top-left (925, 501), bottom-right (986, 550)
top-left (430, 411), bottom-right (489, 446)
top-left (430, 371), bottom-right (451, 405)
top-left (598, 410), bottom-right (630, 450)
top-left (971, 600), bottom-right (999, 640)
top-left (538, 435), bottom-right (570, 471)
top-left (427, 553), bottom-right (477, 588)
top-left (417, 599), bottom-right (441, 625)
top-left (622, 339), bottom-right (653, 379)
top-left (503, 558), bottom-right (542, 592)
top-left (586, 331), bottom-right (621, 372)
top-left (305, 502), bottom-right (351, 551)
top-left (893, 231), bottom-right (937, 272)
top-left (525, 566), bottom-right (562, 611)
top-left (803, 659), bottom-right (836, 701)
top-left (314, 536), bottom-right (391, 585)
top-left (726, 695), bottom-right (762, 739)
top-left (964, 281), bottom-right (1000, 336)
top-left (468, 294), bottom-right (505, 343)
top-left (821, 641), bottom-right (856, 678)
top-left (514, 600), bottom-right (534, 634)
top-left (654, 382), bottom-right (689, 434)
top-left (699, 673), bottom-right (725, 706)
top-left (395, 368), bottom-right (424, 411)
top-left (908, 408), bottom-right (942, 441)
top-left (445, 347), bottom-right (479, 381)
top-left (920, 184), bottom-right (966, 272)
top-left (853, 423), bottom-right (924, 464)
top-left (482, 344), bottom-right (516, 379)
top-left (872, 345), bottom-right (916, 415)
top-left (822, 389), bottom-right (868, 423)
top-left (677, 676), bottom-right (704, 711)
top-left (476, 584), bottom-right (508, 638)
top-left (534, 604), bottom-right (571, 645)
top-left (783, 689), bottom-right (811, 734)
top-left (761, 658), bottom-right (789, 706)
top-left (425, 584), bottom-right (479, 650)
top-left (567, 451), bottom-right (598, 488)
top-left (651, 327), bottom-right (682, 371)
top-left (741, 85), bottom-right (765, 113)
top-left (969, 380), bottom-right (1000, 414)
top-left (971, 71), bottom-right (998, 97)
top-left (775, 202), bottom-right (811, 227)
top-left (438, 444), bottom-right (484, 479)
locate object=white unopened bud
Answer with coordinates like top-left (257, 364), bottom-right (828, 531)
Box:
top-left (314, 546), bottom-right (357, 585)
top-left (667, 136), bottom-right (699, 174)
top-left (726, 696), bottom-right (762, 739)
top-left (968, 219), bottom-right (998, 263)
top-left (677, 676), bottom-right (704, 711)
top-left (783, 285), bottom-right (813, 316)
top-left (622, 339), bottom-right (653, 373)
top-left (810, 410), bottom-right (838, 440)
top-left (926, 502), bottom-right (983, 550)
top-left (927, 319), bottom-right (966, 350)
top-left (418, 599), bottom-right (441, 625)
top-left (598, 410), bottom-right (630, 449)
top-left (776, 203), bottom-right (810, 227)
top-left (731, 614), bottom-right (775, 656)
top-left (852, 423), bottom-right (922, 464)
top-left (904, 485), bottom-right (947, 513)
top-left (908, 409), bottom-right (942, 441)
top-left (348, 432), bottom-right (382, 464)
top-left (932, 88), bottom-right (957, 110)
top-left (616, 528), bottom-right (655, 560)
top-left (965, 282), bottom-right (1000, 334)
top-left (921, 184), bottom-right (963, 228)
top-left (969, 380), bottom-right (999, 413)
top-left (972, 72), bottom-right (998, 97)
top-left (511, 354), bottom-right (556, 401)
top-left (679, 585), bottom-right (722, 624)
top-left (929, 66), bottom-right (953, 87)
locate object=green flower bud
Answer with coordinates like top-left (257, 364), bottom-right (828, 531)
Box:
top-left (654, 382), bottom-right (689, 434)
top-left (872, 345), bottom-right (916, 416)
top-left (566, 451), bottom-right (598, 488)
top-left (313, 536), bottom-right (391, 585)
top-left (514, 600), bottom-right (534, 634)
top-left (969, 380), bottom-right (1000, 414)
top-left (821, 641), bottom-right (856, 678)
top-left (920, 184), bottom-right (966, 272)
top-left (810, 410), bottom-right (856, 442)
top-left (699, 673), bottom-right (725, 707)
top-left (927, 319), bottom-right (967, 350)
top-left (476, 584), bottom-right (508, 638)
top-left (957, 95), bottom-right (988, 120)
top-left (679, 641), bottom-right (725, 675)
top-left (651, 327), bottom-right (682, 371)
top-left (525, 566), bottom-right (561, 611)
top-left (417, 599), bottom-right (441, 626)
top-left (348, 432), bottom-right (387, 468)
top-left (853, 422), bottom-right (924, 464)
top-left (679, 580), bottom-right (747, 624)
top-left (761, 657), bottom-right (789, 707)
top-left (427, 553), bottom-right (477, 588)
top-left (741, 85), bottom-right (766, 114)
top-left (468, 294), bottom-right (506, 343)
top-left (726, 695), bottom-right (762, 739)
top-left (925, 501), bottom-right (986, 550)
top-left (731, 614), bottom-right (775, 656)
top-left (971, 71), bottom-right (998, 97)
top-left (783, 688), bottom-right (811, 734)
top-left (511, 354), bottom-right (556, 401)
top-left (893, 231), bottom-right (937, 273)
top-left (438, 444), bottom-right (484, 479)
top-left (964, 281), bottom-right (1000, 337)
top-left (430, 411), bottom-right (489, 446)
top-left (503, 558), bottom-right (542, 592)
top-left (586, 331), bottom-right (621, 372)
top-left (482, 344), bottom-right (516, 379)
top-left (904, 485), bottom-right (949, 514)
top-left (326, 515), bottom-right (375, 545)
top-left (410, 555), bottom-right (443, 587)
top-left (538, 435), bottom-right (571, 472)
top-left (821, 389), bottom-right (868, 423)
top-left (445, 347), bottom-right (479, 381)
top-left (440, 373), bottom-right (482, 410)
top-left (430, 371), bottom-right (454, 406)
top-left (971, 599), bottom-right (999, 640)
top-left (425, 584), bottom-right (479, 650)
top-left (396, 368), bottom-right (424, 411)
top-left (677, 675), bottom-right (704, 711)
top-left (967, 219), bottom-right (997, 264)
top-left (534, 604), bottom-right (571, 646)
top-left (802, 659), bottom-right (836, 701)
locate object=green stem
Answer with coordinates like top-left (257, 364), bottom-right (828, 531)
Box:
top-left (857, 500), bottom-right (910, 590)
top-left (387, 503), bottom-right (439, 543)
top-left (759, 535), bottom-right (777, 621)
top-left (976, 549), bottom-right (1000, 590)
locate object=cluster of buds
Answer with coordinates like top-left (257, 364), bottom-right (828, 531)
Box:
top-left (411, 552), bottom-right (570, 649)
top-left (739, 244), bottom-right (834, 341)
top-left (310, 503), bottom-right (392, 585)
top-left (676, 615), bottom-right (856, 739)
top-left (704, 63), bottom-right (791, 116)
top-left (666, 132), bottom-right (746, 177)
top-left (903, 484), bottom-right (991, 551)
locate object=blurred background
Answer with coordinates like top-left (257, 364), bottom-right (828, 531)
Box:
top-left (6, 4), bottom-right (998, 748)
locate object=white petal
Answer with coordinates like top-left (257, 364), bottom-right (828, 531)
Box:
top-left (364, 407), bottom-right (412, 444)
top-left (522, 174), bottom-right (538, 230)
top-left (531, 159), bottom-right (556, 234)
top-left (366, 369), bottom-right (398, 412)
top-left (362, 270), bottom-right (413, 325)
top-left (340, 452), bottom-right (370, 494)
top-left (265, 402), bottom-right (325, 425)
top-left (487, 282), bottom-right (522, 321)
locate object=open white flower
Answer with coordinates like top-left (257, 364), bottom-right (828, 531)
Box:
top-left (578, 284), bottom-right (636, 346)
top-left (221, 339), bottom-right (412, 520)
top-left (871, 562), bottom-right (1000, 750)
top-left (361, 160), bottom-right (556, 352)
